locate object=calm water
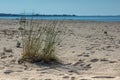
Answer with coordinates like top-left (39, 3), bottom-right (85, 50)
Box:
top-left (0, 15), bottom-right (120, 22)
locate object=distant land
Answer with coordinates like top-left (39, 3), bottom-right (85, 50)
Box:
top-left (0, 13), bottom-right (77, 17)
top-left (0, 13), bottom-right (120, 17)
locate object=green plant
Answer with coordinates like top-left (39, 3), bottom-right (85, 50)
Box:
top-left (19, 18), bottom-right (65, 63)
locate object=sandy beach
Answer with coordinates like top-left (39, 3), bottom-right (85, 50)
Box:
top-left (0, 19), bottom-right (120, 80)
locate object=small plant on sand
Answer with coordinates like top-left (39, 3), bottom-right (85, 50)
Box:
top-left (19, 18), bottom-right (65, 63)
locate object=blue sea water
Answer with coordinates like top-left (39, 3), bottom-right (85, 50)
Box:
top-left (0, 15), bottom-right (120, 22)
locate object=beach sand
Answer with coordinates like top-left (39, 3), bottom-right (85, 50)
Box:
top-left (0, 19), bottom-right (120, 80)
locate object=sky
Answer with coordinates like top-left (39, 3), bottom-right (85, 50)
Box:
top-left (0, 0), bottom-right (120, 15)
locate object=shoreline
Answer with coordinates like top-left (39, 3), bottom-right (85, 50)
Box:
top-left (0, 18), bottom-right (120, 23)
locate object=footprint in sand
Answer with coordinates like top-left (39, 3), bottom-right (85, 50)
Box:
top-left (90, 58), bottom-right (99, 62)
top-left (22, 78), bottom-right (29, 80)
top-left (0, 66), bottom-right (5, 70)
top-left (80, 79), bottom-right (91, 80)
top-left (4, 69), bottom-right (14, 74)
top-left (62, 75), bottom-right (69, 79)
top-left (92, 76), bottom-right (115, 79)
top-left (71, 77), bottom-right (76, 80)
top-left (77, 52), bottom-right (90, 57)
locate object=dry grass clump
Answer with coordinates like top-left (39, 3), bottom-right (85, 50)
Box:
top-left (19, 18), bottom-right (65, 63)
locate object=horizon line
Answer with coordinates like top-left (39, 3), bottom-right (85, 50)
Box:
top-left (0, 13), bottom-right (120, 16)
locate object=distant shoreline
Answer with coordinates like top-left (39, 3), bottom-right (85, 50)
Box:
top-left (0, 19), bottom-right (120, 24)
top-left (0, 13), bottom-right (120, 17)
top-left (0, 13), bottom-right (77, 17)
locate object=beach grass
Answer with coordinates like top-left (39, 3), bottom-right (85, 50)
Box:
top-left (19, 18), bottom-right (65, 63)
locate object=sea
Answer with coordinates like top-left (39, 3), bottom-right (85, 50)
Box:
top-left (0, 15), bottom-right (120, 22)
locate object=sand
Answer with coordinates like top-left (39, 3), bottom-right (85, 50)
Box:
top-left (0, 19), bottom-right (120, 80)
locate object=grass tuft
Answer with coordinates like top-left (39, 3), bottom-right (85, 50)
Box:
top-left (19, 18), bottom-right (65, 63)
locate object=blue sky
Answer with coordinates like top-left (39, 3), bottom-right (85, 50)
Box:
top-left (0, 0), bottom-right (120, 15)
